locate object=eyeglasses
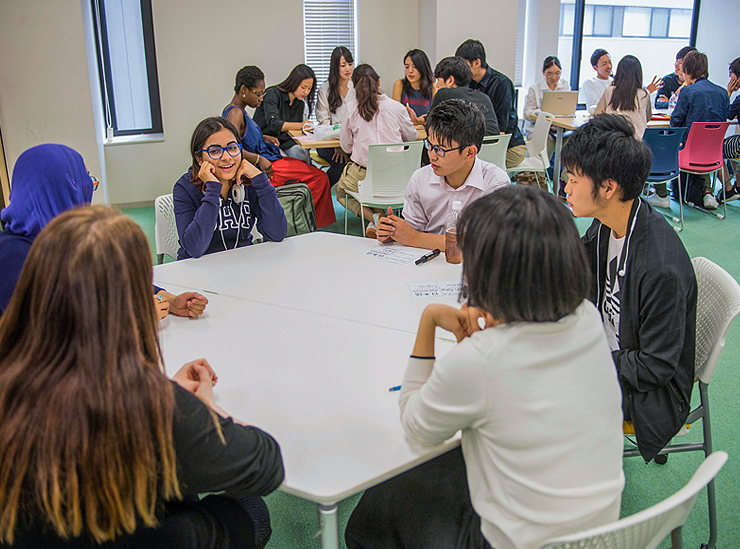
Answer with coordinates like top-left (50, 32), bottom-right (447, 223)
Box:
top-left (423, 138), bottom-right (462, 158)
top-left (87, 171), bottom-right (99, 191)
top-left (200, 142), bottom-right (242, 160)
top-left (250, 89), bottom-right (266, 98)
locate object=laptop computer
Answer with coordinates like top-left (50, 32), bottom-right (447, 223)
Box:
top-left (541, 91), bottom-right (579, 117)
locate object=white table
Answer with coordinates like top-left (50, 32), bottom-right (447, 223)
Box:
top-left (154, 233), bottom-right (463, 549)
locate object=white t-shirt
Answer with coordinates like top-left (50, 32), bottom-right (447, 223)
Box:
top-left (399, 301), bottom-right (625, 549)
top-left (602, 230), bottom-right (625, 351)
top-left (581, 76), bottom-right (613, 114)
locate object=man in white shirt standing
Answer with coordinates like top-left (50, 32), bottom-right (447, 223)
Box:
top-left (582, 48), bottom-right (613, 114)
top-left (376, 98), bottom-right (510, 250)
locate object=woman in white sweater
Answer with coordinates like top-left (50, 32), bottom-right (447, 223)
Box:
top-left (345, 186), bottom-right (625, 549)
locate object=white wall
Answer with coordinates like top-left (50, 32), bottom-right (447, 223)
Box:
top-left (696, 0), bottom-right (739, 85)
top-left (0, 0), bottom-right (101, 193)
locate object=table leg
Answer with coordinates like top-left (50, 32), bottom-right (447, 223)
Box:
top-left (553, 126), bottom-right (564, 196)
top-left (318, 502), bottom-right (340, 549)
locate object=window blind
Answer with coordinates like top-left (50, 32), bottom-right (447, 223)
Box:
top-left (303, 0), bottom-right (357, 87)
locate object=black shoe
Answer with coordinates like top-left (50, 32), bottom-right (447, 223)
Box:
top-left (717, 186), bottom-right (740, 204)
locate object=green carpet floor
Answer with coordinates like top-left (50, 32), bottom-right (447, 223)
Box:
top-left (123, 191), bottom-right (740, 549)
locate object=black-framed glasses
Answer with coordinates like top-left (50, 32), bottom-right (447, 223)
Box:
top-left (200, 142), bottom-right (242, 160)
top-left (423, 138), bottom-right (462, 158)
top-left (250, 89), bottom-right (266, 98)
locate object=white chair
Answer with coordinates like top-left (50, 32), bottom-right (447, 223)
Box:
top-left (154, 194), bottom-right (180, 263)
top-left (343, 141), bottom-right (424, 235)
top-left (623, 257), bottom-right (740, 549)
top-left (477, 133), bottom-right (511, 169)
top-left (538, 451), bottom-right (728, 549)
top-left (507, 111), bottom-right (555, 193)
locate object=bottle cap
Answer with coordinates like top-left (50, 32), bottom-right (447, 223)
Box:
top-left (452, 201), bottom-right (462, 211)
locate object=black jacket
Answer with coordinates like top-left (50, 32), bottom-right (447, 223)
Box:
top-left (583, 198), bottom-right (696, 462)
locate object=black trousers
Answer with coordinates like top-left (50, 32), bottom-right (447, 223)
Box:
top-left (345, 447), bottom-right (493, 549)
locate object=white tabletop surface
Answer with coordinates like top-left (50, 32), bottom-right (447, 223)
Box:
top-left (153, 232), bottom-right (463, 334)
top-left (154, 233), bottom-right (463, 504)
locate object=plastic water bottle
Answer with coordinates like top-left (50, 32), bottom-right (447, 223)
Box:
top-left (445, 201), bottom-right (463, 264)
top-left (668, 92), bottom-right (677, 114)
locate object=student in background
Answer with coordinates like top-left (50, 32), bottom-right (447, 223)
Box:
top-left (455, 39), bottom-right (526, 168)
top-left (595, 55), bottom-right (658, 140)
top-left (523, 56), bottom-right (570, 138)
top-left (655, 46), bottom-right (697, 109)
top-left (716, 56), bottom-right (740, 202)
top-left (0, 206), bottom-right (284, 549)
top-left (315, 46), bottom-right (355, 186)
top-left (174, 117), bottom-right (287, 259)
top-left (582, 48), bottom-right (613, 114)
top-left (392, 49), bottom-right (436, 125)
top-left (0, 144), bottom-right (207, 319)
top-left (563, 114), bottom-right (696, 463)
top-left (253, 64), bottom-right (317, 163)
top-left (346, 186), bottom-right (625, 549)
top-left (223, 66), bottom-right (335, 228)
top-left (337, 64), bottom-right (417, 237)
top-left (670, 51), bottom-right (729, 209)
top-left (376, 99), bottom-right (509, 250)
top-left (430, 56), bottom-right (499, 136)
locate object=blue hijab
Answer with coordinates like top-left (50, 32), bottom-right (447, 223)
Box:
top-left (1, 144), bottom-right (94, 237)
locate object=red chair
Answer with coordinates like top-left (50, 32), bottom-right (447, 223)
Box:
top-left (679, 121), bottom-right (731, 219)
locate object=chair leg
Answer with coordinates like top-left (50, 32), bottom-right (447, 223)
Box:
top-left (344, 201), bottom-right (348, 235)
top-left (157, 254), bottom-right (164, 265)
top-left (698, 383), bottom-right (718, 549)
top-left (359, 203), bottom-right (366, 235)
top-left (670, 526), bottom-right (683, 549)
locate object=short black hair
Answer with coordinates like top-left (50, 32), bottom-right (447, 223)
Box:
top-left (235, 66), bottom-right (265, 93)
top-left (455, 39), bottom-right (486, 68)
top-left (458, 186), bottom-right (590, 323)
top-left (433, 57), bottom-right (473, 87)
top-left (542, 56), bottom-right (562, 72)
top-left (425, 98), bottom-right (485, 153)
top-left (730, 57), bottom-right (740, 78)
top-left (676, 46), bottom-right (697, 61)
top-left (561, 113), bottom-right (652, 202)
top-left (590, 48), bottom-right (610, 68)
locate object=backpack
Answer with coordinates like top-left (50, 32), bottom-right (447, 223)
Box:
top-left (275, 183), bottom-right (317, 236)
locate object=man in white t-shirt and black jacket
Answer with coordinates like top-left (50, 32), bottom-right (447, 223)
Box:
top-left (561, 113), bottom-right (697, 463)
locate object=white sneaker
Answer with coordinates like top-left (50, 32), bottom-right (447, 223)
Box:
top-left (365, 222), bottom-right (377, 239)
top-left (703, 193), bottom-right (719, 210)
top-left (646, 193), bottom-right (671, 209)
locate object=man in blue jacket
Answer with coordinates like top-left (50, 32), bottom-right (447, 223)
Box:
top-left (670, 51), bottom-right (730, 209)
top-left (562, 114), bottom-right (697, 463)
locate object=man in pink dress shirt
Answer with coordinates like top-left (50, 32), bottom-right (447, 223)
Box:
top-left (377, 99), bottom-right (510, 250)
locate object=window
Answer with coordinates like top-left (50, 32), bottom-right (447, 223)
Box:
top-left (91, 0), bottom-right (163, 138)
top-left (557, 1), bottom-right (696, 91)
top-left (303, 0), bottom-right (357, 89)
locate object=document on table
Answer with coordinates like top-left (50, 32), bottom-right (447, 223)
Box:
top-left (363, 245), bottom-right (426, 265)
top-left (407, 280), bottom-right (463, 299)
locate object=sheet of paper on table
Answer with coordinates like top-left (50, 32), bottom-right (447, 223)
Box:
top-left (407, 280), bottom-right (463, 299)
top-left (362, 245), bottom-right (427, 265)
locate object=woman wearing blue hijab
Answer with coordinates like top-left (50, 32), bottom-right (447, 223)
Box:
top-left (0, 144), bottom-right (208, 318)
top-left (0, 144), bottom-right (94, 313)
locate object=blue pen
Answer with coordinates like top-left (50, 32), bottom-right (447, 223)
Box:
top-left (388, 385), bottom-right (402, 392)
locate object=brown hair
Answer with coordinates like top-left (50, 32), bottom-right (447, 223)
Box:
top-left (682, 50), bottom-right (709, 80)
top-left (352, 64), bottom-right (381, 122)
top-left (189, 116), bottom-right (242, 192)
top-left (0, 206), bottom-right (180, 544)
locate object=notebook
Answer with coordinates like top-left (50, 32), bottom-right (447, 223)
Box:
top-left (541, 91), bottom-right (579, 117)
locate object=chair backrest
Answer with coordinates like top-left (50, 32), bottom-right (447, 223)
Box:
top-left (477, 134), bottom-right (512, 169)
top-left (526, 111), bottom-right (555, 165)
top-left (691, 257), bottom-right (740, 383)
top-left (643, 127), bottom-right (687, 182)
top-left (679, 122), bottom-right (731, 171)
top-left (359, 141), bottom-right (424, 202)
top-left (538, 451), bottom-right (728, 549)
top-left (154, 194), bottom-right (180, 262)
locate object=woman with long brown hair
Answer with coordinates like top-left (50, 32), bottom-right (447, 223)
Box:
top-left (0, 206), bottom-right (284, 548)
top-left (336, 63), bottom-right (417, 237)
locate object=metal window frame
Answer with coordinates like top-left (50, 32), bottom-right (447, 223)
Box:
top-left (91, 0), bottom-right (163, 137)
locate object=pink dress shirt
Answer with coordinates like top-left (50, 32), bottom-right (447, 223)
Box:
top-left (402, 159), bottom-right (510, 235)
top-left (340, 94), bottom-right (418, 167)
